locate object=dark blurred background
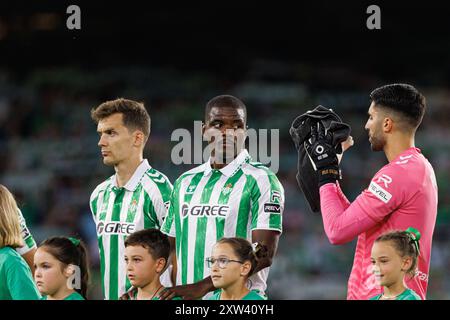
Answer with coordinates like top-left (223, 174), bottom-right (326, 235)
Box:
top-left (0, 1), bottom-right (449, 299)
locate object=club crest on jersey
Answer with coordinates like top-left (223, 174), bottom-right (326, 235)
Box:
top-left (96, 221), bottom-right (136, 236)
top-left (186, 185), bottom-right (196, 194)
top-left (181, 203), bottom-right (230, 219)
top-left (221, 183), bottom-right (233, 196)
top-left (129, 199), bottom-right (138, 213)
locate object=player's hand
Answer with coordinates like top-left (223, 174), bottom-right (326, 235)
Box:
top-left (158, 282), bottom-right (211, 300)
top-left (342, 135), bottom-right (354, 152)
top-left (305, 122), bottom-right (341, 187)
top-left (337, 135), bottom-right (354, 164)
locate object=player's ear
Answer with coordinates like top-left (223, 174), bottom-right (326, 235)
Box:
top-left (155, 257), bottom-right (167, 274)
top-left (64, 264), bottom-right (76, 277)
top-left (382, 117), bottom-right (393, 133)
top-left (401, 256), bottom-right (413, 272)
top-left (133, 130), bottom-right (145, 146)
top-left (240, 261), bottom-right (252, 277)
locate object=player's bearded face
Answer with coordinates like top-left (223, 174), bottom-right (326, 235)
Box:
top-left (203, 107), bottom-right (247, 165)
top-left (365, 104), bottom-right (386, 152)
top-left (97, 113), bottom-right (136, 166)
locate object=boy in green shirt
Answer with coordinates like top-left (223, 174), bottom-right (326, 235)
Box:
top-left (121, 229), bottom-right (180, 300)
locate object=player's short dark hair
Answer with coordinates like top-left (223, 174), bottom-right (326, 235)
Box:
top-left (125, 228), bottom-right (170, 262)
top-left (91, 98), bottom-right (151, 140)
top-left (205, 95), bottom-right (247, 123)
top-left (369, 84), bottom-right (426, 130)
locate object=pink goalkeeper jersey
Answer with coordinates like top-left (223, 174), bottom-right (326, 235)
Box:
top-left (319, 147), bottom-right (438, 300)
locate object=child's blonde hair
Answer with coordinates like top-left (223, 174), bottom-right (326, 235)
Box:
top-left (0, 184), bottom-right (23, 248)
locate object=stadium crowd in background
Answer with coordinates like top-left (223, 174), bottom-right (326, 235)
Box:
top-left (0, 64), bottom-right (449, 299)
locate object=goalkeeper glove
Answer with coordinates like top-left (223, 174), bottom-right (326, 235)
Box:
top-left (305, 122), bottom-right (341, 187)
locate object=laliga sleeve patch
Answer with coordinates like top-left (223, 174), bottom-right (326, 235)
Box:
top-left (368, 181), bottom-right (392, 203)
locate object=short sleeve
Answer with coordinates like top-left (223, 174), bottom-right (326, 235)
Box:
top-left (150, 176), bottom-right (173, 227)
top-left (250, 169), bottom-right (284, 233)
top-left (161, 180), bottom-right (180, 237)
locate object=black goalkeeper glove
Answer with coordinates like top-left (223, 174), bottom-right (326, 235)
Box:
top-left (305, 122), bottom-right (341, 187)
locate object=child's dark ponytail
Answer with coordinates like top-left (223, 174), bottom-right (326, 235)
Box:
top-left (40, 236), bottom-right (90, 299)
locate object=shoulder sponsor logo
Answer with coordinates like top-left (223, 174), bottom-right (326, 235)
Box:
top-left (96, 221), bottom-right (136, 236)
top-left (270, 190), bottom-right (282, 204)
top-left (147, 171), bottom-right (160, 178)
top-left (153, 177), bottom-right (166, 184)
top-left (181, 203), bottom-right (230, 218)
top-left (376, 174), bottom-right (392, 188)
top-left (147, 171), bottom-right (166, 183)
top-left (369, 181), bottom-right (392, 203)
top-left (395, 154), bottom-right (413, 165)
top-left (264, 203), bottom-right (281, 214)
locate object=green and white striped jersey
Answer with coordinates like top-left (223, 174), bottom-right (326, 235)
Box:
top-left (90, 159), bottom-right (173, 300)
top-left (16, 209), bottom-right (37, 256)
top-left (161, 150), bottom-right (284, 294)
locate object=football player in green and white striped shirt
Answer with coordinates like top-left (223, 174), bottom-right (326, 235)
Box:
top-left (160, 95), bottom-right (284, 300)
top-left (90, 98), bottom-right (173, 300)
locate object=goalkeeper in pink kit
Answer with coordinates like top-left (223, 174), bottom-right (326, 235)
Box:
top-left (305, 84), bottom-right (438, 300)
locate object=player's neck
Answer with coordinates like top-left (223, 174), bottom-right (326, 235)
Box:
top-left (384, 134), bottom-right (415, 162)
top-left (114, 155), bottom-right (143, 187)
top-left (137, 278), bottom-right (163, 300)
top-left (220, 281), bottom-right (249, 300)
top-left (47, 287), bottom-right (76, 300)
top-left (211, 161), bottom-right (229, 170)
top-left (210, 151), bottom-right (239, 170)
top-left (383, 281), bottom-right (407, 299)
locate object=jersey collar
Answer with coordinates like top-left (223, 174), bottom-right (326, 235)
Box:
top-left (204, 149), bottom-right (251, 177)
top-left (111, 159), bottom-right (151, 192)
top-left (391, 147), bottom-right (421, 163)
